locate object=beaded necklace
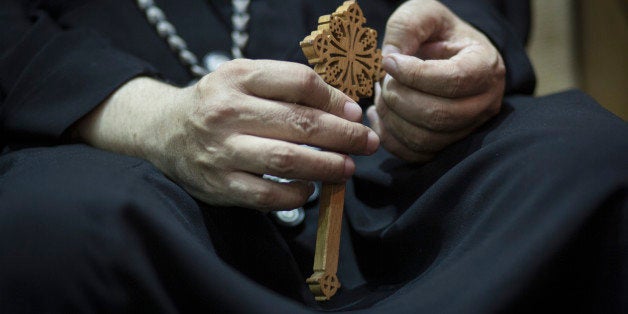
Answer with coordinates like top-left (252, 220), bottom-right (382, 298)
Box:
top-left (136, 0), bottom-right (250, 77)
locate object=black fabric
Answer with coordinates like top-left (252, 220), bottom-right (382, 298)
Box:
top-left (486, 0), bottom-right (531, 44)
top-left (441, 0), bottom-right (536, 95)
top-left (1, 0), bottom-right (626, 313)
top-left (0, 0), bottom-right (535, 150)
top-left (1, 91), bottom-right (626, 313)
top-left (0, 5), bottom-right (159, 150)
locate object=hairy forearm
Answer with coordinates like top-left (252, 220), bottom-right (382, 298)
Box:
top-left (72, 77), bottom-right (183, 162)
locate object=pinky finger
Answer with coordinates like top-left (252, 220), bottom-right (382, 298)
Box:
top-left (224, 172), bottom-right (314, 212)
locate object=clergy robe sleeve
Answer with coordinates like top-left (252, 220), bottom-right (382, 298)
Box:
top-left (0, 3), bottom-right (159, 149)
top-left (440, 0), bottom-right (536, 96)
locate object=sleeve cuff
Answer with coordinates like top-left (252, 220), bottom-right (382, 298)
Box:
top-left (1, 14), bottom-right (159, 147)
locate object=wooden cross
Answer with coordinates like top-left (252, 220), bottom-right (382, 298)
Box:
top-left (300, 0), bottom-right (384, 301)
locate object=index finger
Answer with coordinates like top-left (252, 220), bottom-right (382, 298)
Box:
top-left (382, 47), bottom-right (502, 98)
top-left (217, 59), bottom-right (363, 122)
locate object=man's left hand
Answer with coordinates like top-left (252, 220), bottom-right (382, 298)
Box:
top-left (368, 0), bottom-right (506, 162)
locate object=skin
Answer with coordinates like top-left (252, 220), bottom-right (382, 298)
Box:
top-left (75, 60), bottom-right (379, 211)
top-left (369, 0), bottom-right (506, 162)
top-left (73, 0), bottom-right (505, 211)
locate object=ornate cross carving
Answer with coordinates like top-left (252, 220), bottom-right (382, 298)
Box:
top-left (300, 0), bottom-right (383, 301)
top-left (301, 1), bottom-right (384, 101)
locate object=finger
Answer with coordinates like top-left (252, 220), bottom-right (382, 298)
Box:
top-left (375, 98), bottom-right (473, 154)
top-left (381, 74), bottom-right (497, 132)
top-left (217, 59), bottom-right (363, 122)
top-left (367, 106), bottom-right (434, 163)
top-left (223, 172), bottom-right (314, 212)
top-left (417, 40), bottom-right (466, 60)
top-left (382, 0), bottom-right (453, 56)
top-left (226, 135), bottom-right (353, 182)
top-left (366, 104), bottom-right (382, 138)
top-left (230, 95), bottom-right (380, 155)
top-left (382, 49), bottom-right (499, 98)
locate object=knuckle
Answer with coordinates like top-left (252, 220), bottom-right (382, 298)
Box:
top-left (195, 72), bottom-right (223, 98)
top-left (220, 59), bottom-right (251, 75)
top-left (426, 106), bottom-right (455, 131)
top-left (342, 123), bottom-right (365, 150)
top-left (297, 69), bottom-right (322, 93)
top-left (409, 66), bottom-right (423, 87)
top-left (385, 18), bottom-right (405, 33)
top-left (216, 59), bottom-right (254, 87)
top-left (251, 185), bottom-right (278, 209)
top-left (267, 145), bottom-right (298, 176)
top-left (401, 133), bottom-right (426, 152)
top-left (388, 120), bottom-right (420, 151)
top-left (286, 109), bottom-right (319, 138)
top-left (195, 73), bottom-right (213, 91)
top-left (447, 65), bottom-right (465, 97)
top-left (204, 102), bottom-right (239, 125)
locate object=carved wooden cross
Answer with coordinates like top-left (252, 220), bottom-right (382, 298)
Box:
top-left (300, 0), bottom-right (384, 301)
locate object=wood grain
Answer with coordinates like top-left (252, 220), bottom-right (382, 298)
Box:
top-left (300, 0), bottom-right (383, 301)
top-left (305, 183), bottom-right (345, 301)
top-left (300, 1), bottom-right (384, 102)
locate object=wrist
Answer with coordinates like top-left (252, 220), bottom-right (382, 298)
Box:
top-left (73, 77), bottom-right (183, 165)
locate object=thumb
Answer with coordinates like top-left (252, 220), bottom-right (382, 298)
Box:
top-left (382, 0), bottom-right (453, 57)
top-left (382, 16), bottom-right (422, 57)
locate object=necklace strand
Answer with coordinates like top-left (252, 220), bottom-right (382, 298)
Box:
top-left (136, 0), bottom-right (250, 77)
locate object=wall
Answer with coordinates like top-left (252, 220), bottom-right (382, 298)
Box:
top-left (527, 0), bottom-right (627, 120)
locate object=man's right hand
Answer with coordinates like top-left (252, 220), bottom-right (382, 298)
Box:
top-left (73, 59), bottom-right (379, 211)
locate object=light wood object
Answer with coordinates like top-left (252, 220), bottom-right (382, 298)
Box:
top-left (299, 0), bottom-right (383, 301)
top-left (300, 0), bottom-right (384, 102)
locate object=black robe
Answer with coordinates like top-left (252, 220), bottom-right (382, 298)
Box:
top-left (0, 1), bottom-right (626, 313)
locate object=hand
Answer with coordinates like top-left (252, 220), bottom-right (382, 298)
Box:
top-left (74, 60), bottom-right (379, 211)
top-left (367, 0), bottom-right (505, 162)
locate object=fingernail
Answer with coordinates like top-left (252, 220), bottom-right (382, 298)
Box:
top-left (382, 73), bottom-right (393, 87)
top-left (343, 101), bottom-right (362, 122)
top-left (382, 56), bottom-right (398, 74)
top-left (382, 45), bottom-right (400, 56)
top-left (344, 157), bottom-right (355, 180)
top-left (366, 130), bottom-right (380, 154)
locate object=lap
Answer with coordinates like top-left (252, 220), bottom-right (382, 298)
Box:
top-left (0, 144), bottom-right (209, 242)
top-left (0, 144), bottom-right (315, 312)
top-left (346, 90), bottom-right (628, 312)
top-left (351, 90), bottom-right (627, 221)
top-left (0, 91), bottom-right (625, 312)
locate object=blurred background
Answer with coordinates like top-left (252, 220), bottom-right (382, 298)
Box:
top-left (528, 0), bottom-right (627, 120)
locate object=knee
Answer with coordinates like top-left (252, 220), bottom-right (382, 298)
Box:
top-left (531, 130), bottom-right (627, 175)
top-left (0, 144), bottom-right (189, 211)
top-left (0, 145), bottom-right (195, 308)
top-left (502, 129), bottom-right (628, 201)
top-left (0, 195), bottom-right (134, 311)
